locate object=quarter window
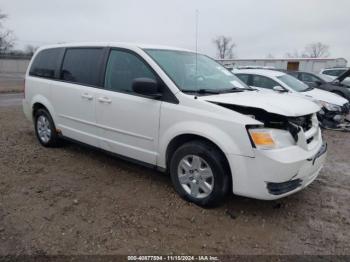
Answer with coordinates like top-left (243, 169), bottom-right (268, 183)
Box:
top-left (29, 48), bottom-right (62, 79)
top-left (60, 48), bottom-right (103, 86)
top-left (251, 75), bottom-right (279, 89)
top-left (104, 50), bottom-right (157, 93)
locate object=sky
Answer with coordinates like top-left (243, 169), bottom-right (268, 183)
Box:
top-left (1, 0), bottom-right (349, 62)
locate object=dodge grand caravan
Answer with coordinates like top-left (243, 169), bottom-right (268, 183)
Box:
top-left (23, 43), bottom-right (327, 207)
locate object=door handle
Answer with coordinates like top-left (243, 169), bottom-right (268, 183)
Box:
top-left (98, 97), bottom-right (112, 104)
top-left (81, 93), bottom-right (93, 100)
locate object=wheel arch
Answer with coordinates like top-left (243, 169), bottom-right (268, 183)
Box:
top-left (164, 134), bottom-right (232, 183)
top-left (31, 95), bottom-right (56, 122)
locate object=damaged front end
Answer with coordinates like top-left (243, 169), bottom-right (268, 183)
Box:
top-left (214, 103), bottom-right (319, 149)
top-left (318, 102), bottom-right (350, 131)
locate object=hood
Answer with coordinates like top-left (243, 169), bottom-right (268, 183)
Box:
top-left (303, 88), bottom-right (348, 106)
top-left (334, 68), bottom-right (350, 82)
top-left (198, 91), bottom-right (320, 117)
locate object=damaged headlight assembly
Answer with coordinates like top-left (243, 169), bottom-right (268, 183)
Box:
top-left (247, 127), bottom-right (296, 150)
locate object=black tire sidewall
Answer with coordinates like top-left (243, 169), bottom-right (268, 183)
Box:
top-left (169, 141), bottom-right (229, 207)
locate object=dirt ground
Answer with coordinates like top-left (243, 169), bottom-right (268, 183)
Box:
top-left (0, 98), bottom-right (350, 256)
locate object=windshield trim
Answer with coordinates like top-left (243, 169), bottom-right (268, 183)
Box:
top-left (143, 48), bottom-right (253, 95)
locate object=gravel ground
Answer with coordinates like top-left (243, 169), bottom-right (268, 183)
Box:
top-left (0, 103), bottom-right (350, 256)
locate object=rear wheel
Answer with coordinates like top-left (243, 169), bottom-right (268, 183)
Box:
top-left (169, 140), bottom-right (230, 207)
top-left (34, 108), bottom-right (60, 147)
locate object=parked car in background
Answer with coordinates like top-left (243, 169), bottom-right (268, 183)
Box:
top-left (23, 43), bottom-right (327, 207)
top-left (287, 70), bottom-right (350, 100)
top-left (333, 68), bottom-right (350, 88)
top-left (320, 67), bottom-right (350, 87)
top-left (320, 67), bottom-right (349, 78)
top-left (234, 69), bottom-right (350, 130)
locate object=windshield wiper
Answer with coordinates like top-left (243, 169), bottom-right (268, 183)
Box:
top-left (218, 87), bottom-right (254, 93)
top-left (301, 86), bottom-right (314, 92)
top-left (182, 89), bottom-right (220, 94)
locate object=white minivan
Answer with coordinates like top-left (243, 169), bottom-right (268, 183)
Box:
top-left (23, 43), bottom-right (327, 207)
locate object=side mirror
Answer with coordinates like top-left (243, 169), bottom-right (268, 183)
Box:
top-left (273, 86), bottom-right (286, 92)
top-left (132, 78), bottom-right (162, 98)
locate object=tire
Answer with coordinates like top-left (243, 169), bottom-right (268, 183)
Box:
top-left (34, 108), bottom-right (60, 147)
top-left (169, 140), bottom-right (230, 207)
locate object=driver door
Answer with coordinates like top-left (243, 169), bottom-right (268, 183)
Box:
top-left (95, 49), bottom-right (162, 165)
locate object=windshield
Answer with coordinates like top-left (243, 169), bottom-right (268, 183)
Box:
top-left (145, 49), bottom-right (250, 93)
top-left (277, 74), bottom-right (310, 92)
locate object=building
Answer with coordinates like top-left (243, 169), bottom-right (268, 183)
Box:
top-left (0, 54), bottom-right (31, 75)
top-left (217, 57), bottom-right (348, 73)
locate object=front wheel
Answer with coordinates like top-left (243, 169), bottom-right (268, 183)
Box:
top-left (169, 140), bottom-right (230, 207)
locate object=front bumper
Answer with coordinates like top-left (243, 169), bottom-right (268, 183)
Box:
top-left (227, 137), bottom-right (327, 200)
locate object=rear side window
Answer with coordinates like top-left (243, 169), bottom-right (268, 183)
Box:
top-left (29, 48), bottom-right (62, 79)
top-left (60, 48), bottom-right (103, 86)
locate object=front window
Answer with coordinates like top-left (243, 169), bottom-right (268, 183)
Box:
top-left (145, 49), bottom-right (250, 93)
top-left (251, 74), bottom-right (280, 89)
top-left (277, 74), bottom-right (310, 92)
top-left (104, 50), bottom-right (157, 93)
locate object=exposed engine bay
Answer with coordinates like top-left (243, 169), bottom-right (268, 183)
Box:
top-left (214, 101), bottom-right (350, 133)
top-left (213, 103), bottom-right (315, 142)
top-left (318, 102), bottom-right (350, 131)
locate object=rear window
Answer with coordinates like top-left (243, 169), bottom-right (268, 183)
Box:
top-left (29, 48), bottom-right (62, 79)
top-left (60, 48), bottom-right (103, 86)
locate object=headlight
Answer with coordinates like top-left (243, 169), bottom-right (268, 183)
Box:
top-left (315, 100), bottom-right (341, 112)
top-left (248, 128), bottom-right (296, 150)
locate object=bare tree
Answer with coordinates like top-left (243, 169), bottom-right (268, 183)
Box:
top-left (266, 53), bottom-right (275, 59)
top-left (0, 9), bottom-right (15, 54)
top-left (303, 42), bottom-right (330, 58)
top-left (213, 36), bottom-right (236, 59)
top-left (284, 50), bottom-right (303, 58)
top-left (24, 44), bottom-right (38, 56)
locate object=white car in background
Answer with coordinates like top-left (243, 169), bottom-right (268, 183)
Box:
top-left (320, 67), bottom-right (349, 78)
top-left (234, 69), bottom-right (350, 129)
top-left (320, 67), bottom-right (350, 86)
